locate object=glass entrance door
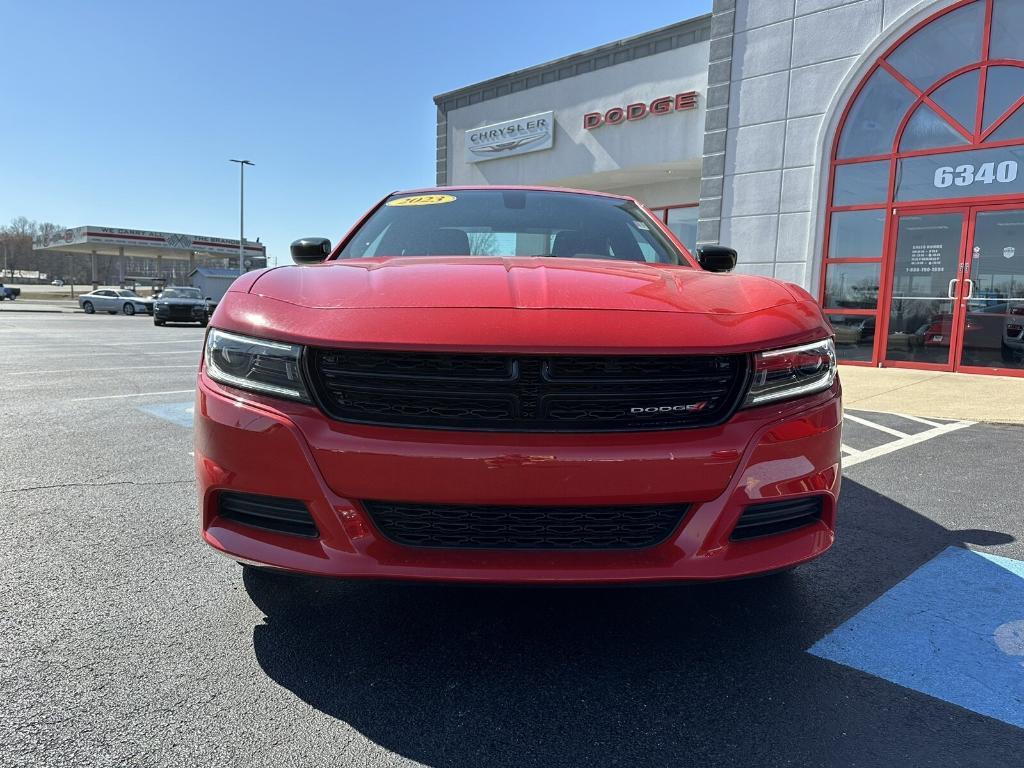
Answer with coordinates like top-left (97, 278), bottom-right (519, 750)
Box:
top-left (957, 207), bottom-right (1024, 372)
top-left (884, 212), bottom-right (969, 368)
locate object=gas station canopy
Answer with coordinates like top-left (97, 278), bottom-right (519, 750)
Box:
top-left (33, 225), bottom-right (266, 262)
top-left (33, 225), bottom-right (267, 287)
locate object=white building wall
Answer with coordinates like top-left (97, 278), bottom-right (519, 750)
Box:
top-left (709, 0), bottom-right (954, 289)
top-left (444, 43), bottom-right (709, 202)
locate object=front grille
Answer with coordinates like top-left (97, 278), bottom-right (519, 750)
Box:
top-left (218, 492), bottom-right (318, 538)
top-left (730, 497), bottom-right (823, 541)
top-left (164, 305), bottom-right (200, 320)
top-left (307, 349), bottom-right (747, 432)
top-left (362, 500), bottom-right (687, 550)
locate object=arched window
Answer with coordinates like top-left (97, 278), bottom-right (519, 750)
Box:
top-left (821, 0), bottom-right (1024, 364)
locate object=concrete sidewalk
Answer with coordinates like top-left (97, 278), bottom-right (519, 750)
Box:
top-left (840, 365), bottom-right (1024, 425)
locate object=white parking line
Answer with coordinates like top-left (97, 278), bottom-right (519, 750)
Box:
top-left (843, 418), bottom-right (974, 468)
top-left (840, 444), bottom-right (862, 455)
top-left (88, 339), bottom-right (204, 346)
top-left (844, 412), bottom-right (910, 439)
top-left (6, 365), bottom-right (198, 376)
top-left (19, 350), bottom-right (200, 359)
top-left (0, 337), bottom-right (201, 348)
top-left (68, 389), bottom-right (195, 402)
top-left (890, 412), bottom-right (945, 429)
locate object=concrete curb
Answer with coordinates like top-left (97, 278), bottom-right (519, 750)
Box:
top-left (0, 306), bottom-right (81, 314)
top-left (840, 365), bottom-right (1024, 426)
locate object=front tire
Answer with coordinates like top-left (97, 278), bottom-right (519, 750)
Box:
top-left (123, 303), bottom-right (136, 316)
top-left (82, 301), bottom-right (94, 314)
top-left (154, 318), bottom-right (165, 326)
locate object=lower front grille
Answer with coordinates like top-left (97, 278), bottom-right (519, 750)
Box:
top-left (362, 500), bottom-right (687, 550)
top-left (218, 492), bottom-right (318, 538)
top-left (730, 497), bottom-right (823, 541)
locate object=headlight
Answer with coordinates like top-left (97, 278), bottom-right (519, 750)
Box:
top-left (743, 338), bottom-right (836, 407)
top-left (204, 329), bottom-right (310, 402)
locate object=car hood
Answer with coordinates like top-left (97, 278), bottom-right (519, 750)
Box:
top-left (157, 298), bottom-right (204, 306)
top-left (248, 258), bottom-right (798, 315)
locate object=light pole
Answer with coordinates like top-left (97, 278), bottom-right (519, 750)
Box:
top-left (229, 159), bottom-right (254, 276)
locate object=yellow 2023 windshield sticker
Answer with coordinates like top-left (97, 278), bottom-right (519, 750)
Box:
top-left (386, 194), bottom-right (457, 207)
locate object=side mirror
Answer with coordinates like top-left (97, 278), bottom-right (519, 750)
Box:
top-left (290, 237), bottom-right (332, 264)
top-left (695, 245), bottom-right (737, 273)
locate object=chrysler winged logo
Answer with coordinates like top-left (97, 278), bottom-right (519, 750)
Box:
top-left (464, 111), bottom-right (554, 163)
top-left (468, 133), bottom-right (549, 156)
top-left (631, 402), bottom-right (709, 415)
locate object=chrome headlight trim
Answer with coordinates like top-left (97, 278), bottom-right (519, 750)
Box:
top-left (204, 328), bottom-right (310, 402)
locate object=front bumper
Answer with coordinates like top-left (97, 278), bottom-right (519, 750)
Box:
top-left (155, 306), bottom-right (207, 323)
top-left (195, 373), bottom-right (842, 583)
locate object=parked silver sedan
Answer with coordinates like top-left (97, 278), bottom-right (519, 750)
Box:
top-left (78, 289), bottom-right (153, 316)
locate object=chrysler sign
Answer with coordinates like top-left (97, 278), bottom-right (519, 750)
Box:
top-left (464, 111), bottom-right (554, 163)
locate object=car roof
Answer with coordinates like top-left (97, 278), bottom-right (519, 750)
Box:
top-left (387, 185), bottom-right (635, 203)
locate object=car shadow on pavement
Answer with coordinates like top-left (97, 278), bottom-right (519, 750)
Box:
top-left (244, 479), bottom-right (1020, 768)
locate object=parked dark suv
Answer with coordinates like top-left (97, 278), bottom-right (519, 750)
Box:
top-left (153, 287), bottom-right (209, 327)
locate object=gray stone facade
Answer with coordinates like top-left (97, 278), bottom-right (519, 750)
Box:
top-left (700, 0), bottom-right (955, 289)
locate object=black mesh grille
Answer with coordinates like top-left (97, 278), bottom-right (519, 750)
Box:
top-left (162, 305), bottom-right (203, 321)
top-left (731, 497), bottom-right (823, 541)
top-left (308, 349), bottom-right (747, 432)
top-left (362, 500), bottom-right (687, 550)
top-left (218, 492), bottom-right (318, 538)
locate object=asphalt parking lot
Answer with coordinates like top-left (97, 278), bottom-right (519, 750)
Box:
top-left (2, 312), bottom-right (1023, 768)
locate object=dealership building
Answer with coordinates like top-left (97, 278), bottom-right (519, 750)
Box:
top-left (434, 0), bottom-right (1024, 376)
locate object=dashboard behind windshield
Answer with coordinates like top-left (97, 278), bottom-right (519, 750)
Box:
top-left (338, 189), bottom-right (686, 266)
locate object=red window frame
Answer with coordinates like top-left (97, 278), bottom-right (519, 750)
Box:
top-left (649, 202), bottom-right (699, 223)
top-left (820, 0), bottom-right (1024, 375)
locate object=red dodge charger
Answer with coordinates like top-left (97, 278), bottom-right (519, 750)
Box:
top-left (194, 187), bottom-right (841, 583)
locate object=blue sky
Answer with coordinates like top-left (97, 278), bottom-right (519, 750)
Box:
top-left (0, 0), bottom-right (710, 265)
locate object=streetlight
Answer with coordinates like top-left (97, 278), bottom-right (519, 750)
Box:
top-left (229, 159), bottom-right (254, 276)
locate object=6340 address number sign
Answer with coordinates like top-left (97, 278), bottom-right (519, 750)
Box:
top-left (933, 160), bottom-right (1018, 188)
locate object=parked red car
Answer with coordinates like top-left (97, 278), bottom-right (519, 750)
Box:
top-left (194, 187), bottom-right (841, 584)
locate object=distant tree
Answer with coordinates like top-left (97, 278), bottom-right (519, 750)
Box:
top-left (468, 231), bottom-right (498, 256)
top-left (1, 218), bottom-right (66, 281)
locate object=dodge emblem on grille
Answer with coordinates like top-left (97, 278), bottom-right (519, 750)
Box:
top-left (630, 402), bottom-right (709, 415)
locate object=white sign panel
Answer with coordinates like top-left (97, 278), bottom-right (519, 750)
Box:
top-left (464, 111), bottom-right (554, 163)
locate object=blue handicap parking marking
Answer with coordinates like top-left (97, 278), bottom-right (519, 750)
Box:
top-left (809, 546), bottom-right (1024, 728)
top-left (136, 401), bottom-right (194, 428)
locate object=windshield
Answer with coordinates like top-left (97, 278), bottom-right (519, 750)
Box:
top-left (161, 288), bottom-right (202, 299)
top-left (338, 189), bottom-right (686, 265)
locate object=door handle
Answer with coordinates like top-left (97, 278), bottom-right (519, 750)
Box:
top-left (964, 278), bottom-right (974, 300)
top-left (947, 278), bottom-right (958, 299)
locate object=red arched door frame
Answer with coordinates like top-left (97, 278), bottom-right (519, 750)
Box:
top-left (820, 0), bottom-right (1024, 377)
